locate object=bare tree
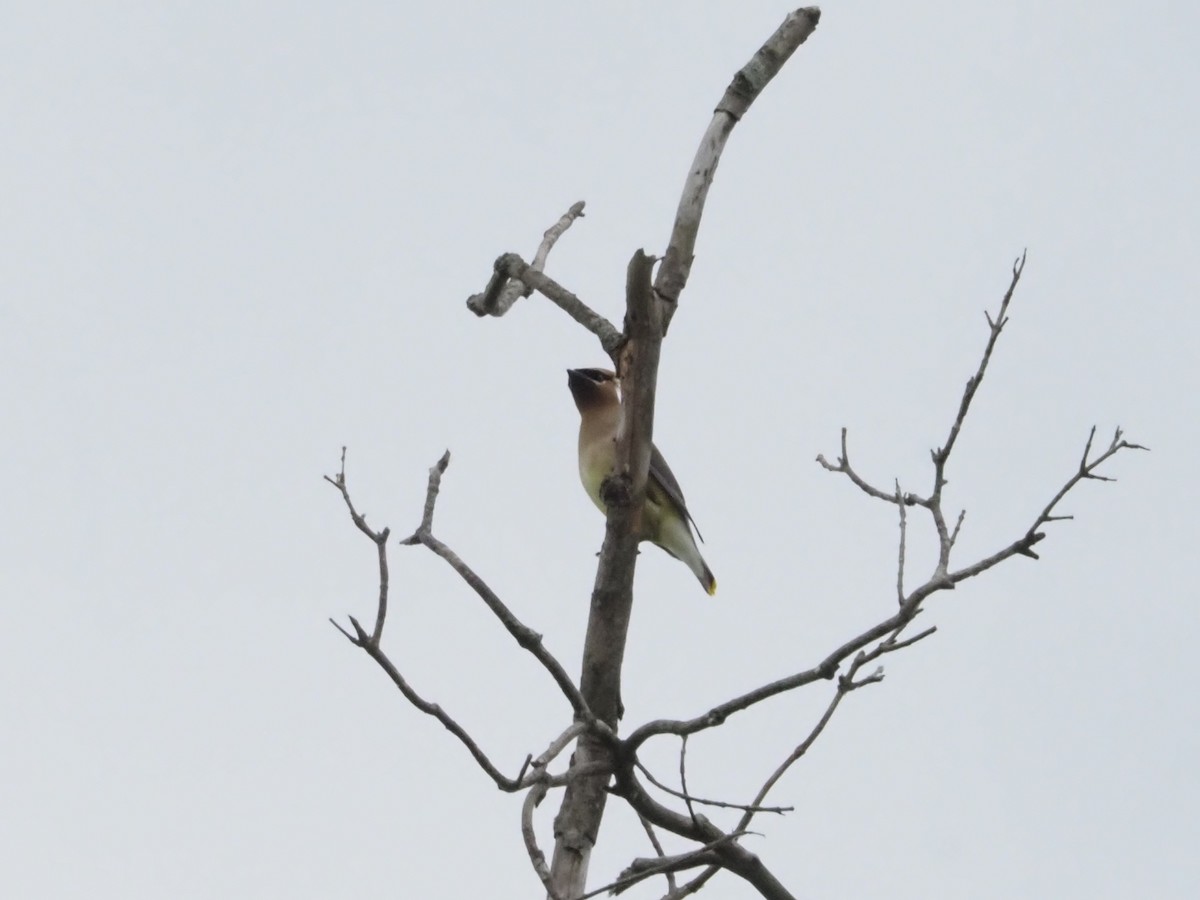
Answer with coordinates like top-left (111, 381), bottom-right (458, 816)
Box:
top-left (326, 8), bottom-right (1144, 900)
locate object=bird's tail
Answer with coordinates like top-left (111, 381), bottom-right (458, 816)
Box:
top-left (656, 512), bottom-right (717, 596)
top-left (680, 539), bottom-right (717, 596)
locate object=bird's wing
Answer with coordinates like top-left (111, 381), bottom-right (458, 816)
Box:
top-left (648, 442), bottom-right (705, 543)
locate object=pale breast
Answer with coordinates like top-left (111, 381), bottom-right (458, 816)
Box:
top-left (578, 433), bottom-right (616, 513)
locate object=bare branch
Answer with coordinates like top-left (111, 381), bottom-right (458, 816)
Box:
top-left (479, 252), bottom-right (624, 356)
top-left (703, 618), bottom-right (931, 882)
top-left (736, 658), bottom-right (858, 834)
top-left (419, 530), bottom-right (598, 723)
top-left (328, 617), bottom-right (356, 643)
top-left (623, 607), bottom-right (892, 751)
top-left (714, 249), bottom-right (1100, 892)
top-left (679, 735), bottom-right (696, 824)
top-left (949, 509), bottom-right (966, 547)
top-left (816, 429), bottom-right (923, 507)
top-left (662, 869), bottom-right (718, 900)
top-left (324, 447), bottom-right (392, 644)
top-left (636, 414), bottom-right (1143, 751)
top-left (326, 4), bottom-right (1147, 895)
top-left (551, 249), bottom-right (661, 896)
top-left (933, 250), bottom-right (1027, 482)
top-left (522, 782), bottom-right (559, 900)
top-left (400, 449), bottom-right (450, 546)
top-left (895, 480), bottom-right (908, 605)
top-left (843, 666), bottom-right (885, 689)
top-left (949, 426), bottom-right (1147, 574)
top-left (636, 759), bottom-right (793, 816)
top-left (536, 18), bottom-right (826, 890)
top-left (328, 451), bottom-right (606, 794)
top-left (731, 622), bottom-right (936, 848)
top-left (397, 452), bottom-right (599, 727)
top-left (709, 256), bottom-right (1145, 838)
top-left (530, 723), bottom-right (586, 774)
top-left (339, 618), bottom-right (528, 791)
top-left (656, 7), bottom-right (822, 331)
top-left (1027, 426), bottom-right (1150, 536)
top-left (635, 814), bottom-right (676, 896)
top-left (615, 768), bottom-right (796, 900)
top-left (532, 202), bottom-right (587, 269)
top-left (877, 625), bottom-right (939, 655)
top-left (818, 252), bottom-right (1030, 541)
top-left (468, 201), bottom-right (587, 317)
top-left (816, 253), bottom-right (1148, 591)
top-left (599, 839), bottom-right (742, 898)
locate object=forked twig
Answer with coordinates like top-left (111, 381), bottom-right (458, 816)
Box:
top-left (468, 201), bottom-right (588, 318)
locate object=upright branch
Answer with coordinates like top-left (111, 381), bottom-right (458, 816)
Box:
top-left (547, 11), bottom-right (823, 899)
top-left (584, 250), bottom-right (663, 724)
top-left (656, 7), bottom-right (821, 331)
top-left (550, 250), bottom-right (663, 895)
top-left (324, 447), bottom-right (391, 645)
top-left (935, 252), bottom-right (1028, 487)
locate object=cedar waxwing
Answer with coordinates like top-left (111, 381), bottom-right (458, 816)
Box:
top-left (566, 367), bottom-right (717, 596)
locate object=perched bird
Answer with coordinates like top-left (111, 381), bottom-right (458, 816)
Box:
top-left (566, 367), bottom-right (716, 595)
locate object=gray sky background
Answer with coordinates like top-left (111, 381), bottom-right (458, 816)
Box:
top-left (3, 2), bottom-right (1196, 898)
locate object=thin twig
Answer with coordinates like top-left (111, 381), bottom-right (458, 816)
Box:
top-left (950, 426), bottom-right (1148, 573)
top-left (934, 251), bottom-right (1026, 480)
top-left (926, 252), bottom-right (1026, 580)
top-left (331, 615), bottom-right (526, 791)
top-left (816, 428), bottom-right (920, 507)
top-left (636, 814), bottom-right (676, 896)
top-left (324, 447), bottom-right (391, 644)
top-left (400, 449), bottom-right (450, 544)
top-left (663, 868), bottom-right (718, 900)
top-left (949, 509), bottom-right (966, 547)
top-left (585, 833), bottom-right (750, 900)
top-left (400, 452), bottom-right (600, 729)
top-left (416, 530), bottom-right (598, 725)
top-left (1022, 427), bottom-right (1149, 550)
top-left (635, 760), bottom-right (792, 815)
top-left (878, 626), bottom-right (939, 655)
top-left (613, 766), bottom-right (793, 900)
top-left (731, 621), bottom-right (936, 845)
top-left (737, 664), bottom-right (857, 833)
top-left (679, 735), bottom-right (696, 824)
top-left (895, 479), bottom-right (907, 605)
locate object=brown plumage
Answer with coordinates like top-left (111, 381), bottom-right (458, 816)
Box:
top-left (566, 367), bottom-right (716, 595)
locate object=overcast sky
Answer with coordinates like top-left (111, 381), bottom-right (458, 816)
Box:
top-left (2, 2), bottom-right (1196, 898)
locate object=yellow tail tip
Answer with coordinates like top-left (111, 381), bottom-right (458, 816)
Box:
top-left (707, 578), bottom-right (717, 596)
